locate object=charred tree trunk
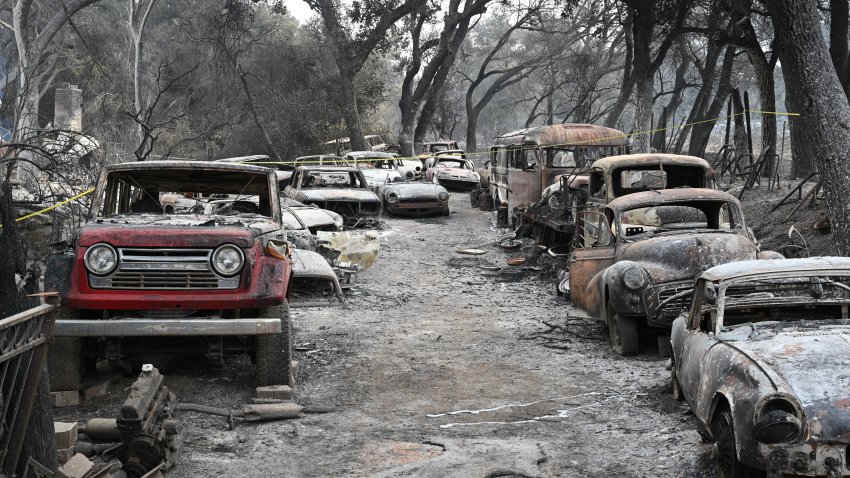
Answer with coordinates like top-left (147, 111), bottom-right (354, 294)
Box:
top-left (604, 10), bottom-right (634, 129)
top-left (831, 0), bottom-right (850, 99)
top-left (629, 4), bottom-right (654, 153)
top-left (237, 68), bottom-right (283, 163)
top-left (769, 0), bottom-right (850, 255)
top-left (686, 47), bottom-right (735, 157)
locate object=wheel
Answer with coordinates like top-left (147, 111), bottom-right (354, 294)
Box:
top-left (48, 309), bottom-right (83, 391)
top-left (254, 302), bottom-right (292, 386)
top-left (607, 301), bottom-right (640, 356)
top-left (441, 207), bottom-right (450, 217)
top-left (712, 410), bottom-right (755, 478)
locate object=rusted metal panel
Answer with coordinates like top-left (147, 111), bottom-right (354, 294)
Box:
top-left (493, 124), bottom-right (630, 147)
top-left (0, 304), bottom-right (57, 475)
top-left (590, 153), bottom-right (710, 172)
top-left (606, 188), bottom-right (740, 212)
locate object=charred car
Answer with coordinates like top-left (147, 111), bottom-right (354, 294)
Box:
top-left (283, 166), bottom-right (381, 227)
top-left (346, 151), bottom-right (422, 181)
top-left (425, 155), bottom-right (480, 191)
top-left (323, 135), bottom-right (388, 156)
top-left (489, 124), bottom-right (629, 226)
top-left (380, 181), bottom-right (449, 217)
top-left (45, 161), bottom-right (294, 389)
top-left (671, 257), bottom-right (850, 477)
top-left (568, 188), bottom-right (782, 355)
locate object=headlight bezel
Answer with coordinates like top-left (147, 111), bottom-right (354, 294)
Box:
top-left (752, 395), bottom-right (804, 444)
top-left (84, 243), bottom-right (118, 276)
top-left (211, 243), bottom-right (245, 277)
top-left (438, 191), bottom-right (449, 202)
top-left (386, 192), bottom-right (399, 204)
top-left (622, 265), bottom-right (647, 290)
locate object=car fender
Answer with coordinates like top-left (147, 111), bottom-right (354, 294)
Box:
top-left (602, 260), bottom-right (647, 317)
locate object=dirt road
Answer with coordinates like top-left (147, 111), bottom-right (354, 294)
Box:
top-left (56, 194), bottom-right (713, 477)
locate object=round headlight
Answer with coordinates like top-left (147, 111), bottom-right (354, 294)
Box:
top-left (406, 171), bottom-right (414, 178)
top-left (84, 243), bottom-right (118, 276)
top-left (622, 265), bottom-right (647, 290)
top-left (212, 244), bottom-right (244, 276)
top-left (754, 398), bottom-right (802, 444)
top-left (386, 192), bottom-right (399, 204)
top-left (438, 192), bottom-right (449, 201)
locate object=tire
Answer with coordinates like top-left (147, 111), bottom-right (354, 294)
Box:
top-left (712, 410), bottom-right (755, 478)
top-left (48, 308), bottom-right (84, 391)
top-left (441, 207), bottom-right (450, 217)
top-left (607, 301), bottom-right (640, 356)
top-left (254, 302), bottom-right (292, 386)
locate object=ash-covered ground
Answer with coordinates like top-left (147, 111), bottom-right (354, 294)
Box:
top-left (55, 194), bottom-right (714, 477)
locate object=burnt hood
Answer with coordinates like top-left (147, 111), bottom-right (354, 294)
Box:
top-left (78, 214), bottom-right (281, 248)
top-left (727, 331), bottom-right (850, 443)
top-left (382, 182), bottom-right (443, 199)
top-left (298, 188), bottom-right (379, 203)
top-left (620, 232), bottom-right (758, 284)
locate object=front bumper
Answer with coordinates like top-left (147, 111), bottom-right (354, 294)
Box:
top-left (54, 318), bottom-right (281, 337)
top-left (436, 178), bottom-right (478, 191)
top-left (758, 441), bottom-right (850, 476)
top-left (386, 201), bottom-right (448, 216)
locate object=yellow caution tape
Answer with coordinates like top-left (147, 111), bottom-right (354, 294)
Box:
top-left (8, 187), bottom-right (95, 225)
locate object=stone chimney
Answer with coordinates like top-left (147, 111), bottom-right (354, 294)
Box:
top-left (54, 83), bottom-right (83, 132)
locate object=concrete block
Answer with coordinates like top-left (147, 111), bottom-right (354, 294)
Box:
top-left (57, 453), bottom-right (94, 478)
top-left (82, 381), bottom-right (110, 401)
top-left (51, 391), bottom-right (80, 408)
top-left (256, 385), bottom-right (293, 401)
top-left (54, 421), bottom-right (78, 449)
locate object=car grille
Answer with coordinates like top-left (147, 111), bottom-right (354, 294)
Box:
top-left (89, 248), bottom-right (239, 290)
top-left (657, 284), bottom-right (691, 314)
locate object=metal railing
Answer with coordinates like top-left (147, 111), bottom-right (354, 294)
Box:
top-left (0, 304), bottom-right (56, 475)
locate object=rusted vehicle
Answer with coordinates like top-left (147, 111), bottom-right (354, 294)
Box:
top-left (420, 139), bottom-right (459, 154)
top-left (345, 151), bottom-right (422, 181)
top-left (670, 257), bottom-right (850, 477)
top-left (489, 124), bottom-right (629, 225)
top-left (568, 188), bottom-right (782, 355)
top-left (422, 149), bottom-right (466, 171)
top-left (527, 154), bottom-right (712, 247)
top-left (380, 181), bottom-right (449, 217)
top-left (45, 161), bottom-right (294, 388)
top-left (283, 166), bottom-right (381, 227)
top-left (425, 155), bottom-right (480, 191)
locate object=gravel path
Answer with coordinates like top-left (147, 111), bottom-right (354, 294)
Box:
top-left (56, 194), bottom-right (714, 477)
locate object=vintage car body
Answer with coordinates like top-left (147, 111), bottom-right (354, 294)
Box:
top-left (526, 154), bottom-right (712, 248)
top-left (568, 188), bottom-right (781, 355)
top-left (346, 151), bottom-right (422, 181)
top-left (280, 198), bottom-right (343, 233)
top-left (422, 149), bottom-right (467, 170)
top-left (361, 168), bottom-right (404, 193)
top-left (671, 258), bottom-right (850, 477)
top-left (489, 123), bottom-right (629, 226)
top-left (421, 139), bottom-right (459, 154)
top-left (425, 155), bottom-right (480, 191)
top-left (380, 181), bottom-right (449, 217)
top-left (283, 166), bottom-right (381, 227)
top-left (45, 161), bottom-right (294, 388)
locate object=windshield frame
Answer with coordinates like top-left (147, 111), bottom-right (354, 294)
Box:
top-left (613, 199), bottom-right (747, 243)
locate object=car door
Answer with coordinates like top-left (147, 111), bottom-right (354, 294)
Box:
top-left (568, 210), bottom-right (616, 318)
top-left (675, 281), bottom-right (719, 408)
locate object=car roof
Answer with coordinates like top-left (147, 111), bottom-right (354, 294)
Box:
top-left (295, 165), bottom-right (359, 172)
top-left (606, 188), bottom-right (738, 212)
top-left (701, 257), bottom-right (850, 282)
top-left (345, 151), bottom-right (398, 159)
top-left (214, 155), bottom-right (271, 163)
top-left (590, 154), bottom-right (710, 171)
top-left (104, 160), bottom-right (272, 175)
top-left (493, 123), bottom-right (629, 147)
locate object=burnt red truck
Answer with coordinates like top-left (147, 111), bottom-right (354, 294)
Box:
top-left (46, 161), bottom-right (293, 389)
